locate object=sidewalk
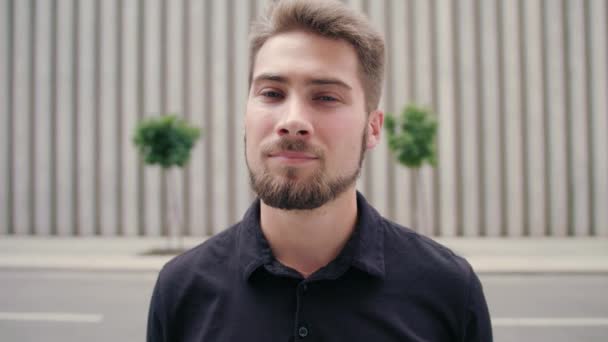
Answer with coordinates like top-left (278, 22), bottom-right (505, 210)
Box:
top-left (0, 236), bottom-right (607, 273)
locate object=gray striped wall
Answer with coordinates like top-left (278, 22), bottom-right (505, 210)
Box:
top-left (1, 0), bottom-right (607, 237)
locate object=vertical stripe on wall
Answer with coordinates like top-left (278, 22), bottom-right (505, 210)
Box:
top-left (437, 0), bottom-right (458, 237)
top-left (389, 0), bottom-right (411, 229)
top-left (561, 0), bottom-right (574, 235)
top-left (55, 0), bottom-right (73, 236)
top-left (451, 0), bottom-right (464, 236)
top-left (360, 0), bottom-right (373, 202)
top-left (0, 0), bottom-right (5, 233)
top-left (4, 0), bottom-right (15, 235)
top-left (562, 0), bottom-right (575, 236)
top-left (368, 0), bottom-right (389, 220)
top-left (459, 0), bottom-right (482, 237)
top-left (72, 0), bottom-right (79, 236)
top-left (77, 0), bottom-right (94, 236)
top-left (143, 0), bottom-right (162, 236)
top-left (136, 0), bottom-right (145, 236)
top-left (164, 0), bottom-right (183, 238)
top-left (0, 0), bottom-right (7, 234)
top-left (383, 0), bottom-right (395, 222)
top-left (583, 0), bottom-right (594, 237)
top-left (540, 0), bottom-right (552, 236)
top-left (546, 0), bottom-right (569, 236)
top-left (28, 0), bottom-right (37, 235)
top-left (122, 0), bottom-right (140, 236)
top-left (429, 0), bottom-right (441, 237)
top-left (226, 0), bottom-right (237, 225)
top-left (235, 0), bottom-right (253, 221)
top-left (203, 0), bottom-right (214, 235)
top-left (566, 0), bottom-right (592, 237)
top-left (405, 0), bottom-right (416, 230)
top-left (413, 0), bottom-right (437, 236)
top-left (211, 0), bottom-right (229, 233)
top-left (187, 0), bottom-right (206, 236)
top-left (115, 0), bottom-right (124, 236)
top-left (50, 0), bottom-right (58, 235)
top-left (159, 0), bottom-right (168, 237)
top-left (14, 0), bottom-right (32, 235)
top-left (502, 0), bottom-right (525, 237)
top-left (100, 0), bottom-right (118, 236)
top-left (496, 0), bottom-right (508, 236)
top-left (589, 0), bottom-right (608, 236)
top-left (522, 0), bottom-right (547, 236)
top-left (480, 0), bottom-right (503, 237)
top-left (1, 0), bottom-right (607, 237)
top-left (34, 0), bottom-right (52, 235)
top-left (182, 0), bottom-right (192, 236)
top-left (93, 0), bottom-right (101, 235)
top-left (473, 0), bottom-right (486, 236)
top-left (518, 0), bottom-right (530, 237)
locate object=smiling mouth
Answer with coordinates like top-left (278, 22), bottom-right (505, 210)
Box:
top-left (269, 151), bottom-right (317, 159)
top-left (261, 138), bottom-right (323, 165)
top-left (267, 151), bottom-right (319, 164)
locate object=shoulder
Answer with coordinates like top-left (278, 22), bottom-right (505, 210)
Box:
top-left (155, 223), bottom-right (241, 295)
top-left (148, 224), bottom-right (243, 339)
top-left (151, 223), bottom-right (242, 320)
top-left (380, 217), bottom-right (475, 289)
top-left (162, 223), bottom-right (239, 276)
top-left (377, 218), bottom-right (491, 340)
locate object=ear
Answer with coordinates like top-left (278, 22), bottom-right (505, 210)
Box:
top-left (366, 110), bottom-right (384, 149)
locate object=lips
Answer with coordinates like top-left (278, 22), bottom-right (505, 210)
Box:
top-left (262, 139), bottom-right (323, 163)
top-left (268, 151), bottom-right (318, 159)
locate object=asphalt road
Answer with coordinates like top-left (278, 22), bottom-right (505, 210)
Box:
top-left (1, 269), bottom-right (607, 342)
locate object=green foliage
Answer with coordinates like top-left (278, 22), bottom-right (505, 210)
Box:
top-left (385, 105), bottom-right (437, 169)
top-left (133, 115), bottom-right (201, 168)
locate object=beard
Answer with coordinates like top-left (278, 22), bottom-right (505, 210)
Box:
top-left (245, 129), bottom-right (367, 210)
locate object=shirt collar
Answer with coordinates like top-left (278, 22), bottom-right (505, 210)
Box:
top-left (237, 191), bottom-right (385, 281)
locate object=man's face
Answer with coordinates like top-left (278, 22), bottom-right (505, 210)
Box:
top-left (245, 31), bottom-right (377, 210)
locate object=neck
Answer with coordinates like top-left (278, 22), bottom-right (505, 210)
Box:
top-left (260, 187), bottom-right (358, 278)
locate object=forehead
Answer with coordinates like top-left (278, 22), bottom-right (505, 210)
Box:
top-left (252, 31), bottom-right (361, 89)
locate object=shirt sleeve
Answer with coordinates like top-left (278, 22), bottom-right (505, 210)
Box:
top-left (462, 270), bottom-right (493, 342)
top-left (147, 274), bottom-right (166, 342)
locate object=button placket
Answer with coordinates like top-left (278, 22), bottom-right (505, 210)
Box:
top-left (294, 281), bottom-right (310, 339)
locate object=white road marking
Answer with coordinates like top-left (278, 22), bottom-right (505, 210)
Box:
top-left (0, 312), bottom-right (103, 323)
top-left (493, 317), bottom-right (608, 327)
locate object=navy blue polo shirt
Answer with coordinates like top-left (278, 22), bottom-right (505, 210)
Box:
top-left (147, 192), bottom-right (492, 341)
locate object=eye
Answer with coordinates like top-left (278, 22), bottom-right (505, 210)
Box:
top-left (261, 90), bottom-right (284, 99)
top-left (315, 95), bottom-right (338, 102)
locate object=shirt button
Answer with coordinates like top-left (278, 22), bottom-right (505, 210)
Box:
top-left (298, 326), bottom-right (309, 338)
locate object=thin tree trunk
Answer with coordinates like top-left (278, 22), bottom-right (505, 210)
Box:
top-left (418, 168), bottom-right (428, 236)
top-left (174, 167), bottom-right (183, 250)
top-left (168, 167), bottom-right (183, 251)
top-left (412, 169), bottom-right (419, 231)
top-left (165, 168), bottom-right (172, 250)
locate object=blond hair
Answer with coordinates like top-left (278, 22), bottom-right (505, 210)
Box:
top-left (249, 0), bottom-right (385, 113)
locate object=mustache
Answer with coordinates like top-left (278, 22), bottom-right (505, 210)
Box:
top-left (261, 138), bottom-right (323, 158)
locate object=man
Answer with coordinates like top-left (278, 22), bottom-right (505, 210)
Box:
top-left (147, 0), bottom-right (492, 341)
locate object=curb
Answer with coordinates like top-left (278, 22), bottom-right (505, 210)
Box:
top-left (1, 237), bottom-right (607, 274)
top-left (1, 255), bottom-right (607, 274)
top-left (0, 255), bottom-right (172, 272)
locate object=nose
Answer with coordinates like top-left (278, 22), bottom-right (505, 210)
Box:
top-left (276, 97), bottom-right (314, 138)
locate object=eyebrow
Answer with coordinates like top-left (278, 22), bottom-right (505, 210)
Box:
top-left (252, 73), bottom-right (352, 90)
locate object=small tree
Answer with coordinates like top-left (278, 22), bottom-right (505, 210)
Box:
top-left (133, 114), bottom-right (201, 252)
top-left (385, 105), bottom-right (437, 234)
